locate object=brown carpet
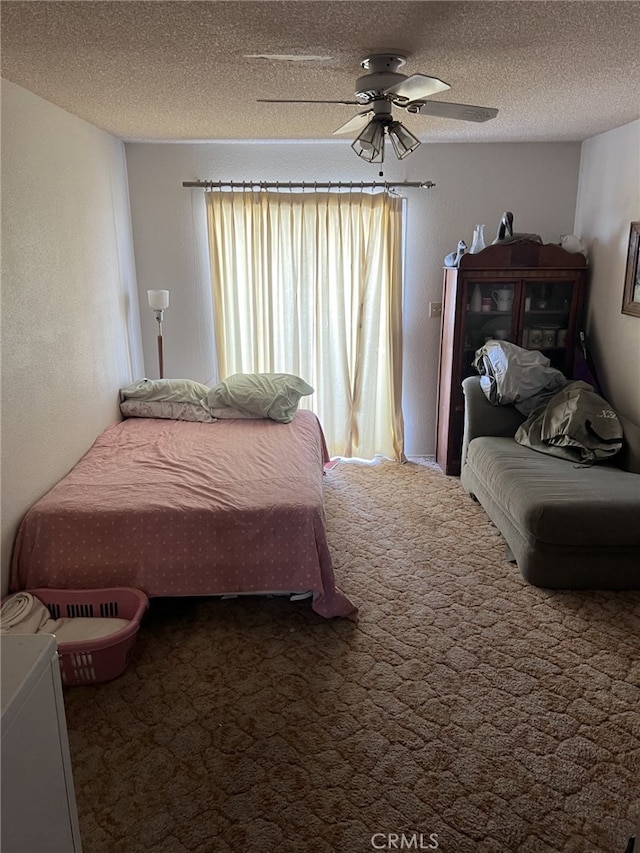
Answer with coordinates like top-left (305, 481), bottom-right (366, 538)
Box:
top-left (63, 459), bottom-right (640, 853)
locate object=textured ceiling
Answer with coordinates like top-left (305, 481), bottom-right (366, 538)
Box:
top-left (1, 1), bottom-right (639, 143)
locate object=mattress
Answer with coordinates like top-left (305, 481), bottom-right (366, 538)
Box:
top-left (11, 410), bottom-right (357, 621)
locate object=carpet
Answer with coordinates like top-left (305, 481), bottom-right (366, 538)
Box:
top-left (63, 459), bottom-right (640, 853)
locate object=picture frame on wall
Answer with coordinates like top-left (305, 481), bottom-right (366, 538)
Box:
top-left (621, 221), bottom-right (640, 318)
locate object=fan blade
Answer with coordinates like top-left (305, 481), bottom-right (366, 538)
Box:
top-left (257, 98), bottom-right (359, 105)
top-left (413, 101), bottom-right (499, 122)
top-left (385, 73), bottom-right (450, 104)
top-left (332, 111), bottom-right (374, 136)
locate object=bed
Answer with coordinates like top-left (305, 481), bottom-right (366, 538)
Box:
top-left (10, 410), bottom-right (357, 621)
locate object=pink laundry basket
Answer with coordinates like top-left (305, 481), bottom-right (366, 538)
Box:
top-left (22, 588), bottom-right (149, 686)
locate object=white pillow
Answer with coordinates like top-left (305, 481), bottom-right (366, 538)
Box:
top-left (120, 399), bottom-right (216, 423)
top-left (203, 373), bottom-right (314, 423)
top-left (208, 407), bottom-right (265, 419)
top-left (120, 378), bottom-right (211, 406)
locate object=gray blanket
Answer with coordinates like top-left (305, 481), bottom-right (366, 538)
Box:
top-left (515, 381), bottom-right (623, 464)
top-left (473, 340), bottom-right (567, 415)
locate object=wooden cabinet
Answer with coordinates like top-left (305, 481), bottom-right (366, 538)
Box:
top-left (436, 241), bottom-right (587, 475)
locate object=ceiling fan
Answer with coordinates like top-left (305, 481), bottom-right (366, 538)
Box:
top-left (258, 54), bottom-right (499, 162)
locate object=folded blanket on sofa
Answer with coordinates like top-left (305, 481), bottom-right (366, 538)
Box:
top-left (1, 593), bottom-right (128, 642)
top-left (515, 381), bottom-right (623, 464)
top-left (473, 340), bottom-right (567, 415)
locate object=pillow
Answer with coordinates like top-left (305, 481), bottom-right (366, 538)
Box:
top-left (120, 399), bottom-right (216, 423)
top-left (120, 378), bottom-right (211, 406)
top-left (203, 373), bottom-right (314, 423)
top-left (208, 407), bottom-right (265, 420)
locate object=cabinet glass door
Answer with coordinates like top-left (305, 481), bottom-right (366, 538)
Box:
top-left (522, 280), bottom-right (574, 370)
top-left (463, 280), bottom-right (517, 377)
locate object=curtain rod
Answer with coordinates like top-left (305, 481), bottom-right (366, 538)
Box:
top-left (182, 180), bottom-right (435, 190)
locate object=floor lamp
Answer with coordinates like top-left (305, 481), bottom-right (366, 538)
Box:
top-left (147, 290), bottom-right (169, 379)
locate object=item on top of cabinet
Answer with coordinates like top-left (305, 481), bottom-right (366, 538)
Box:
top-left (444, 240), bottom-right (467, 268)
top-left (492, 210), bottom-right (542, 245)
top-left (560, 234), bottom-right (586, 255)
top-left (492, 211), bottom-right (514, 244)
top-left (469, 224), bottom-right (486, 254)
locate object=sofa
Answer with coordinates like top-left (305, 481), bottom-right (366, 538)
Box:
top-left (460, 375), bottom-right (640, 589)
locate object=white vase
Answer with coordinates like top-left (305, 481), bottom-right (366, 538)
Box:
top-left (470, 224), bottom-right (486, 254)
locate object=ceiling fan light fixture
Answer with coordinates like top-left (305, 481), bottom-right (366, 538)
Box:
top-left (351, 118), bottom-right (385, 162)
top-left (252, 53), bottom-right (499, 155)
top-left (388, 121), bottom-right (421, 160)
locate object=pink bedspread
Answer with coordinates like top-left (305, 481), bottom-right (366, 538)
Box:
top-left (11, 411), bottom-right (357, 621)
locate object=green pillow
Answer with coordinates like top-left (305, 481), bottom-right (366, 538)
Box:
top-left (120, 399), bottom-right (216, 423)
top-left (120, 378), bottom-right (211, 406)
top-left (203, 373), bottom-right (314, 423)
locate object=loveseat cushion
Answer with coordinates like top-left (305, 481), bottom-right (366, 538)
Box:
top-left (465, 436), bottom-right (640, 548)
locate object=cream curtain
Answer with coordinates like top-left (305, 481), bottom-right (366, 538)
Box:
top-left (205, 189), bottom-right (405, 461)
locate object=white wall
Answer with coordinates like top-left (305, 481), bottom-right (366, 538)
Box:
top-left (126, 140), bottom-right (581, 456)
top-left (574, 120), bottom-right (640, 423)
top-left (1, 80), bottom-right (143, 594)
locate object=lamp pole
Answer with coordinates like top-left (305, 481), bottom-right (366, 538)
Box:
top-left (155, 310), bottom-right (165, 379)
top-left (147, 290), bottom-right (170, 379)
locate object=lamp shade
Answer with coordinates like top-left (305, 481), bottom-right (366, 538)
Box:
top-left (351, 118), bottom-right (385, 163)
top-left (148, 289), bottom-right (169, 310)
top-left (388, 121), bottom-right (421, 160)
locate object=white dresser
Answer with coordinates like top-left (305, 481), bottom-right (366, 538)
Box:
top-left (1, 634), bottom-right (83, 852)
